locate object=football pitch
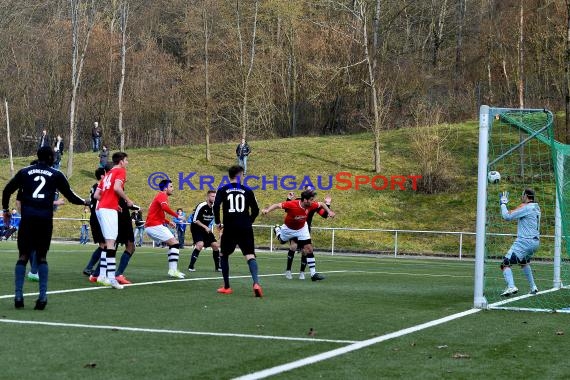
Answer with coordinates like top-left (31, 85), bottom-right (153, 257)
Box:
top-left (1, 242), bottom-right (570, 379)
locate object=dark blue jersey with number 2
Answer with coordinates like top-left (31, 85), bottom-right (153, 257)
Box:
top-left (2, 163), bottom-right (85, 219)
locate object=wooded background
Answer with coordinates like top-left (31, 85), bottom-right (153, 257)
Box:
top-left (1, 0), bottom-right (569, 159)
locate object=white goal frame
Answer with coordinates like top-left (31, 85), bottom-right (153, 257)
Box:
top-left (473, 105), bottom-right (564, 309)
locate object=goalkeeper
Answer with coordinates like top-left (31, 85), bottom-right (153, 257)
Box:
top-left (499, 189), bottom-right (540, 297)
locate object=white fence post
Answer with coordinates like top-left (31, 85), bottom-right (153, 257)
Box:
top-left (394, 231), bottom-right (398, 257)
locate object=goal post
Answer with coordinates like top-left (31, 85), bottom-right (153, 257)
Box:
top-left (474, 105), bottom-right (569, 312)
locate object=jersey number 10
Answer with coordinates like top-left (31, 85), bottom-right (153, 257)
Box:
top-left (227, 193), bottom-right (245, 213)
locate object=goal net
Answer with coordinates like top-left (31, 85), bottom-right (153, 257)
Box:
top-left (474, 105), bottom-right (570, 312)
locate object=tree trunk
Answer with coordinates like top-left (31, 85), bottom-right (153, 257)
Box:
top-left (518, 0), bottom-right (525, 177)
top-left (67, 0), bottom-right (95, 178)
top-left (371, 0), bottom-right (381, 114)
top-left (239, 0), bottom-right (259, 139)
top-left (359, 0), bottom-right (381, 173)
top-left (564, 0), bottom-right (570, 143)
top-left (566, 0), bottom-right (570, 141)
top-left (518, 0), bottom-right (524, 108)
top-left (203, 2), bottom-right (212, 161)
top-left (118, 1), bottom-right (129, 151)
top-left (105, 0), bottom-right (119, 133)
top-left (454, 0), bottom-right (465, 88)
top-left (4, 99), bottom-right (14, 177)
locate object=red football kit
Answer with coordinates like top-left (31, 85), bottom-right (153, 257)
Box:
top-left (145, 191), bottom-right (178, 227)
top-left (280, 200), bottom-right (320, 230)
top-left (96, 167), bottom-right (126, 210)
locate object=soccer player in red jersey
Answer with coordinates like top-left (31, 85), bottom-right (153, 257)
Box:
top-left (145, 179), bottom-right (186, 279)
top-left (262, 189), bottom-right (335, 281)
top-left (283, 188), bottom-right (332, 279)
top-left (94, 152), bottom-right (135, 289)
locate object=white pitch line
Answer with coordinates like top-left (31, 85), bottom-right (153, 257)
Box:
top-left (0, 271), bottom-right (351, 299)
top-left (0, 319), bottom-right (357, 344)
top-left (487, 286), bottom-right (559, 308)
top-left (232, 308), bottom-right (482, 380)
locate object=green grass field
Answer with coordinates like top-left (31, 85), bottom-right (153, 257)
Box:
top-left (1, 242), bottom-right (570, 379)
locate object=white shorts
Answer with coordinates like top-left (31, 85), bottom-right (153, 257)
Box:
top-left (145, 225), bottom-right (175, 243)
top-left (96, 208), bottom-right (118, 240)
top-left (280, 223), bottom-right (311, 242)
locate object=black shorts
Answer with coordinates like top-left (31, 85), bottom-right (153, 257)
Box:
top-left (220, 225), bottom-right (255, 256)
top-left (18, 216), bottom-right (53, 258)
top-left (116, 211), bottom-right (134, 244)
top-left (191, 225), bottom-right (217, 248)
top-left (90, 215), bottom-right (104, 244)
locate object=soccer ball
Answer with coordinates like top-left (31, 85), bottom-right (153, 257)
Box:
top-left (487, 170), bottom-right (501, 184)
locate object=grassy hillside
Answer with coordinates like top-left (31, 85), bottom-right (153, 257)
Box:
top-left (0, 121), bottom-right (480, 236)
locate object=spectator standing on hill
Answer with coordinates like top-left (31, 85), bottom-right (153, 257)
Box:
top-left (131, 209), bottom-right (145, 247)
top-left (173, 208), bottom-right (187, 249)
top-left (235, 138), bottom-right (251, 175)
top-left (99, 145), bottom-right (109, 168)
top-left (38, 129), bottom-right (50, 149)
top-left (92, 121), bottom-right (102, 152)
top-left (53, 134), bottom-right (64, 170)
top-left (79, 206), bottom-right (90, 244)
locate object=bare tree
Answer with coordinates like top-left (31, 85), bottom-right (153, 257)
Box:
top-left (371, 0), bottom-right (381, 113)
top-left (203, 0), bottom-right (212, 161)
top-left (430, 0), bottom-right (449, 68)
top-left (3, 99), bottom-right (14, 177)
top-left (359, 1), bottom-right (382, 172)
top-left (118, 0), bottom-right (129, 151)
top-left (566, 0), bottom-right (570, 140)
top-left (454, 0), bottom-right (466, 86)
top-left (67, 0), bottom-right (95, 178)
top-left (518, 0), bottom-right (525, 176)
top-left (518, 0), bottom-right (524, 108)
top-left (236, 0), bottom-right (259, 139)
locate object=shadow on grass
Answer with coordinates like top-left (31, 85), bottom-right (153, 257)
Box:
top-left (79, 168), bottom-right (97, 179)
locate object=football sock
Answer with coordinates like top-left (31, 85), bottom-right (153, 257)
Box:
top-left (247, 258), bottom-right (259, 284)
top-left (116, 251), bottom-right (132, 276)
top-left (502, 267), bottom-right (515, 288)
top-left (106, 249), bottom-right (117, 279)
top-left (99, 250), bottom-right (107, 278)
top-left (213, 250), bottom-right (220, 270)
top-left (286, 250), bottom-right (295, 271)
top-left (38, 262), bottom-right (48, 301)
top-left (189, 248), bottom-right (200, 269)
top-left (15, 260), bottom-right (26, 300)
top-left (306, 253), bottom-right (317, 276)
top-left (86, 247), bottom-right (102, 272)
top-left (220, 255), bottom-right (230, 288)
top-left (168, 245), bottom-right (180, 271)
top-left (92, 261), bottom-right (101, 277)
top-left (523, 265), bottom-right (536, 289)
top-left (29, 251), bottom-right (38, 274)
top-left (300, 255), bottom-right (307, 272)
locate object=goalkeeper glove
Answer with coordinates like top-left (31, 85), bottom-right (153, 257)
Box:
top-left (499, 191), bottom-right (509, 206)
